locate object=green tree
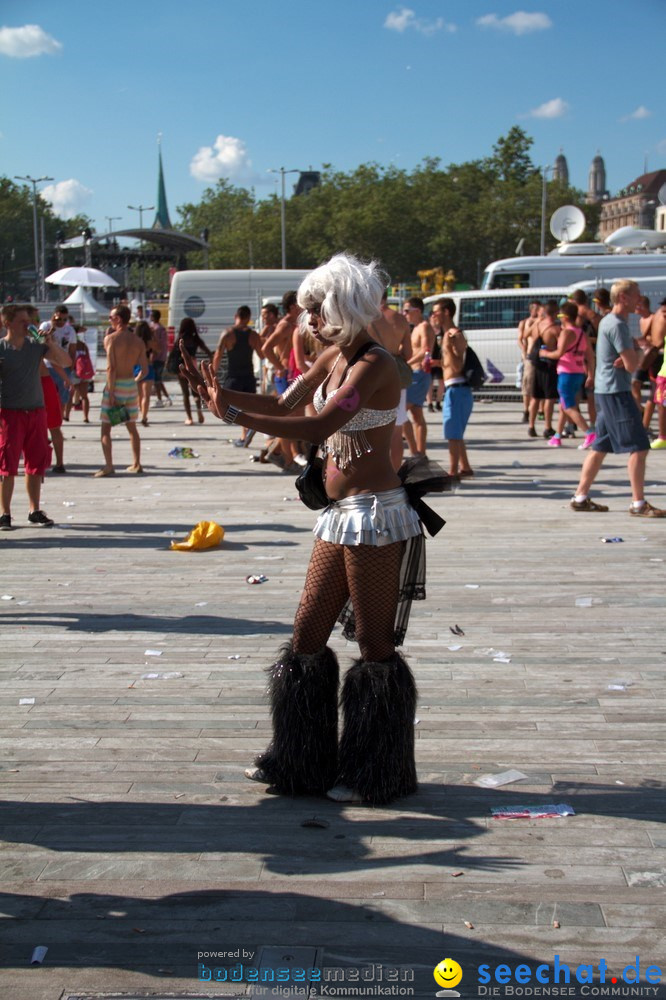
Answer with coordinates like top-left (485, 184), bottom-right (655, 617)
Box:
top-left (488, 126), bottom-right (537, 183)
top-left (168, 128), bottom-right (594, 289)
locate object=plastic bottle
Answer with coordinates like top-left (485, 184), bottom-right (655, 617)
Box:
top-left (423, 351), bottom-right (432, 374)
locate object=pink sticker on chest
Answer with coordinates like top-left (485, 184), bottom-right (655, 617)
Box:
top-left (334, 385), bottom-right (360, 412)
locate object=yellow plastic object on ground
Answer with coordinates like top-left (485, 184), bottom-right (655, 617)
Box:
top-left (170, 520), bottom-right (224, 551)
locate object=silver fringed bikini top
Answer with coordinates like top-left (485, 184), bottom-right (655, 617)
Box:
top-left (313, 347), bottom-right (398, 469)
top-left (313, 383), bottom-right (398, 429)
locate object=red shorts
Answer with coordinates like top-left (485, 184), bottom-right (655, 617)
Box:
top-left (41, 375), bottom-right (62, 429)
top-left (0, 408), bottom-right (52, 477)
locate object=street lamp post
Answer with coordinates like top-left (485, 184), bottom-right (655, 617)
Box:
top-left (540, 165), bottom-right (555, 257)
top-left (268, 167), bottom-right (301, 269)
top-left (127, 204), bottom-right (154, 295)
top-left (14, 174), bottom-right (53, 299)
top-left (105, 216), bottom-right (121, 232)
top-left (127, 204), bottom-right (154, 229)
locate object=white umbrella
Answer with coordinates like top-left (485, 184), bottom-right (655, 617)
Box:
top-left (45, 266), bottom-right (120, 288)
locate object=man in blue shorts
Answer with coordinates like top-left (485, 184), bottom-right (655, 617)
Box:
top-left (438, 298), bottom-right (474, 478)
top-left (571, 279), bottom-right (665, 516)
top-left (403, 297), bottom-right (434, 456)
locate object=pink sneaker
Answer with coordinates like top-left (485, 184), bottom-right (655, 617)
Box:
top-left (547, 435), bottom-right (562, 447)
top-left (578, 432), bottom-right (596, 450)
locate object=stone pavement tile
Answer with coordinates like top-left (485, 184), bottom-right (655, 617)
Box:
top-left (602, 904), bottom-right (666, 927)
top-left (624, 869), bottom-right (666, 887)
top-left (6, 877), bottom-right (426, 901)
top-left (329, 897), bottom-right (606, 928)
top-left (259, 860), bottom-right (623, 885)
top-left (37, 852), bottom-right (263, 881)
top-left (0, 856), bottom-right (50, 880)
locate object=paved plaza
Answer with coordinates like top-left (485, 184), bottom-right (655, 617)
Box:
top-left (1, 397), bottom-right (665, 1000)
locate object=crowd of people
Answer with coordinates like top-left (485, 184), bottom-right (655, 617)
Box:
top-left (517, 282), bottom-right (666, 516)
top-left (2, 262), bottom-right (665, 801)
top-left (2, 274), bottom-right (664, 531)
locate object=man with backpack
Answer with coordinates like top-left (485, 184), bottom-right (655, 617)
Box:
top-left (437, 297), bottom-right (474, 479)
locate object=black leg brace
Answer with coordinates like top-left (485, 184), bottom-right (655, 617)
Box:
top-left (255, 643), bottom-right (339, 796)
top-left (337, 652), bottom-right (418, 805)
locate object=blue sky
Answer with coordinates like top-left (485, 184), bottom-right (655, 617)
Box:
top-left (2, 0), bottom-right (664, 233)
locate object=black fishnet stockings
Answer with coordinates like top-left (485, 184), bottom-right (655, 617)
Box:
top-left (293, 538), bottom-right (403, 662)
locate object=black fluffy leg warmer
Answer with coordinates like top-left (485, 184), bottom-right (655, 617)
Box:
top-left (337, 652), bottom-right (418, 805)
top-left (255, 643), bottom-right (339, 796)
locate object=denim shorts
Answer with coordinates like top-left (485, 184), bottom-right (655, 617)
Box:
top-left (592, 392), bottom-right (650, 454)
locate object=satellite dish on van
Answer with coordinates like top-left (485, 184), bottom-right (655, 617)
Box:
top-left (658, 183), bottom-right (666, 206)
top-left (550, 205), bottom-right (586, 243)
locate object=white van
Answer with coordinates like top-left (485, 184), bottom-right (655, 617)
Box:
top-left (168, 269), bottom-right (310, 350)
top-left (481, 246), bottom-right (666, 291)
top-left (424, 287), bottom-right (570, 384)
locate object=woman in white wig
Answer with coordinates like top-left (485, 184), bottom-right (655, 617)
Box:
top-left (180, 253), bottom-right (427, 805)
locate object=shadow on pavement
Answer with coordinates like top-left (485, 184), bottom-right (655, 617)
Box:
top-left (0, 611), bottom-right (292, 636)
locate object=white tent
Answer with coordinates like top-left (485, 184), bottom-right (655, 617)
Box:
top-left (63, 285), bottom-right (109, 324)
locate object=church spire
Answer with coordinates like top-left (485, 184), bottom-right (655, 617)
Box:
top-left (153, 135), bottom-right (172, 230)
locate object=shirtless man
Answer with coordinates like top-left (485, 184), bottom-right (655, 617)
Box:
top-left (262, 291), bottom-right (300, 395)
top-left (517, 300), bottom-right (541, 424)
top-left (403, 297), bottom-right (435, 456)
top-left (95, 304), bottom-right (148, 477)
top-left (527, 300), bottom-right (560, 438)
top-left (438, 297), bottom-right (474, 478)
top-left (649, 299), bottom-right (666, 449)
top-left (259, 303), bottom-right (279, 393)
top-left (368, 291), bottom-right (412, 470)
top-left (261, 291), bottom-right (301, 468)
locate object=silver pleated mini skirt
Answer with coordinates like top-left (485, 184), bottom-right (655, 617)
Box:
top-left (314, 487), bottom-right (422, 547)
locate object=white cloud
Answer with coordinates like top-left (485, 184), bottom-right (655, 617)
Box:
top-left (621, 105), bottom-right (652, 122)
top-left (476, 11), bottom-right (552, 35)
top-left (0, 24), bottom-right (62, 58)
top-left (384, 7), bottom-right (456, 35)
top-left (190, 134), bottom-right (258, 183)
top-left (41, 179), bottom-right (93, 220)
top-left (656, 139), bottom-right (666, 156)
top-left (527, 97), bottom-right (569, 119)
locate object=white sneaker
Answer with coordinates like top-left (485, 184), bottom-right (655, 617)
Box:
top-left (154, 400), bottom-right (164, 408)
top-left (244, 766), bottom-right (269, 782)
top-left (326, 785), bottom-right (363, 803)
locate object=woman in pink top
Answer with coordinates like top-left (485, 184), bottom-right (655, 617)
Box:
top-left (540, 301), bottom-right (596, 449)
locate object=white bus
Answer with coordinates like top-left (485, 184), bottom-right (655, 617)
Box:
top-left (481, 244), bottom-right (666, 291)
top-left (167, 269), bottom-right (310, 350)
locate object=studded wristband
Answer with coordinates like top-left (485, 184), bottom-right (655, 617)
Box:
top-left (223, 404), bottom-right (242, 425)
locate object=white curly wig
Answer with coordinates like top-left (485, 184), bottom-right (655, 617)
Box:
top-left (297, 252), bottom-right (388, 346)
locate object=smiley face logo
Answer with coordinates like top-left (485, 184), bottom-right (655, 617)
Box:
top-left (434, 958), bottom-right (463, 990)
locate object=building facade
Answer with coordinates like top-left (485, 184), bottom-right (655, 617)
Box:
top-left (598, 170), bottom-right (666, 240)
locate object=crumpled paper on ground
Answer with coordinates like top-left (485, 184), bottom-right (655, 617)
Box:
top-left (170, 520), bottom-right (224, 551)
